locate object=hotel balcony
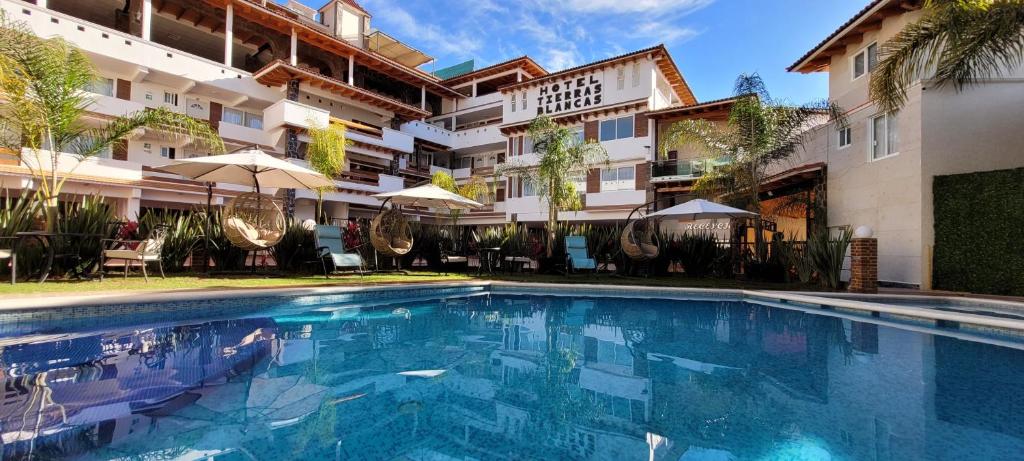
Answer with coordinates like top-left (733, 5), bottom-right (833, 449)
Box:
top-left (85, 93), bottom-right (147, 119)
top-left (650, 158), bottom-right (720, 182)
top-left (400, 120), bottom-right (504, 152)
top-left (14, 148), bottom-right (143, 182)
top-left (3, 0), bottom-right (278, 104)
top-left (262, 100), bottom-right (414, 154)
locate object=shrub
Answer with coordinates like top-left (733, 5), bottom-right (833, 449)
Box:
top-left (139, 210), bottom-right (202, 272)
top-left (807, 227), bottom-right (852, 289)
top-left (205, 210), bottom-right (247, 271)
top-left (272, 222), bottom-right (317, 273)
top-left (57, 195), bottom-right (115, 275)
top-left (677, 232), bottom-right (722, 277)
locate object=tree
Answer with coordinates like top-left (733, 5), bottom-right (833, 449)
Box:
top-left (660, 73), bottom-right (842, 259)
top-left (0, 13), bottom-right (224, 230)
top-left (430, 170), bottom-right (489, 226)
top-left (305, 122), bottom-right (350, 223)
top-left (498, 116), bottom-right (608, 259)
top-left (871, 0), bottom-right (1024, 113)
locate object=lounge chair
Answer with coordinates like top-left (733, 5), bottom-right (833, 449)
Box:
top-left (101, 226), bottom-right (167, 282)
top-left (565, 235), bottom-right (596, 274)
top-left (314, 224), bottom-right (366, 276)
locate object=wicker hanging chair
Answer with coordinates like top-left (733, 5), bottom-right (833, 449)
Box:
top-left (621, 218), bottom-right (660, 261)
top-left (370, 207), bottom-right (413, 257)
top-left (221, 192), bottom-right (286, 251)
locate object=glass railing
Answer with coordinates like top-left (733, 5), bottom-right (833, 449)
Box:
top-left (651, 158), bottom-right (729, 179)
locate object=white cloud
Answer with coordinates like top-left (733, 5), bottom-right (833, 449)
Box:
top-left (366, 1), bottom-right (482, 58)
top-left (629, 22), bottom-right (701, 44)
top-left (561, 0), bottom-right (713, 14)
top-left (542, 48), bottom-right (582, 71)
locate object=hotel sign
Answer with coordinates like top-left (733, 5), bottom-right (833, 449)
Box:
top-left (535, 73), bottom-right (603, 116)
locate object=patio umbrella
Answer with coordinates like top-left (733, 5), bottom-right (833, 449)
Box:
top-left (155, 147), bottom-right (335, 192)
top-left (647, 198), bottom-right (757, 220)
top-left (154, 147), bottom-right (335, 266)
top-left (372, 183), bottom-right (484, 211)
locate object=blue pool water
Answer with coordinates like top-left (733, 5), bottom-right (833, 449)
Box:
top-left (1, 290), bottom-right (1023, 460)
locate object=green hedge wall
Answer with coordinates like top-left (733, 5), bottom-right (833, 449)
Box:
top-left (933, 167), bottom-right (1024, 296)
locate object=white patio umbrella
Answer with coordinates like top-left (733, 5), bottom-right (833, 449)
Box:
top-left (154, 147), bottom-right (335, 265)
top-left (373, 183), bottom-right (484, 211)
top-left (648, 198), bottom-right (757, 220)
top-left (155, 147), bottom-right (335, 192)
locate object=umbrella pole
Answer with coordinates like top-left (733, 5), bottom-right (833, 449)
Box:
top-left (204, 183), bottom-right (212, 273)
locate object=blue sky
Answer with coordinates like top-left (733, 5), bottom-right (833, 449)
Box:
top-left (301, 0), bottom-right (868, 103)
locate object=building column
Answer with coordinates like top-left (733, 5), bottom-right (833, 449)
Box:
top-left (420, 85), bottom-right (426, 112)
top-left (284, 78), bottom-right (301, 219)
top-left (471, 80), bottom-right (477, 98)
top-left (223, 3), bottom-right (234, 66)
top-left (516, 71), bottom-right (522, 83)
top-left (348, 55), bottom-right (355, 85)
top-left (141, 0), bottom-right (152, 41)
top-left (36, 0), bottom-right (46, 8)
top-left (289, 28), bottom-right (298, 66)
top-left (849, 228), bottom-right (878, 293)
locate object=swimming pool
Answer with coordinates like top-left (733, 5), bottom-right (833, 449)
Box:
top-left (1, 285), bottom-right (1022, 460)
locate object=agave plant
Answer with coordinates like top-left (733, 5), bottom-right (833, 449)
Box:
top-left (678, 232), bottom-right (722, 278)
top-left (56, 195), bottom-right (115, 275)
top-left (139, 211), bottom-right (202, 272)
top-left (807, 227), bottom-right (853, 290)
top-left (271, 222), bottom-right (317, 273)
top-left (204, 209), bottom-right (247, 271)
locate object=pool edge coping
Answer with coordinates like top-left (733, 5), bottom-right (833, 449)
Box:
top-left (2, 280), bottom-right (1024, 332)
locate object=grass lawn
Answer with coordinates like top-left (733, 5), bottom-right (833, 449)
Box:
top-left (0, 270), bottom-right (817, 296)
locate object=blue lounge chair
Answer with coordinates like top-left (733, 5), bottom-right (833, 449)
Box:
top-left (314, 225), bottom-right (366, 276)
top-left (565, 235), bottom-right (596, 274)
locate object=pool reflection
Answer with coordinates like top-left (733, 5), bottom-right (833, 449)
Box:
top-left (1, 294), bottom-right (1022, 460)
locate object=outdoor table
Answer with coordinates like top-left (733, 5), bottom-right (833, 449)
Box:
top-left (477, 247), bottom-right (501, 276)
top-left (15, 231), bottom-right (103, 283)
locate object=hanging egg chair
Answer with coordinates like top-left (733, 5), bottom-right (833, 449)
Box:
top-left (221, 192), bottom-right (286, 251)
top-left (370, 207), bottom-right (413, 257)
top-left (620, 217), bottom-right (660, 261)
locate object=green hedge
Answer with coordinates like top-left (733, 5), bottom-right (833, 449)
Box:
top-left (933, 167), bottom-right (1024, 296)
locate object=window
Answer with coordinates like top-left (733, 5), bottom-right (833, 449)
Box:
top-left (522, 136), bottom-right (533, 154)
top-left (869, 112), bottom-right (898, 160)
top-left (159, 146), bottom-right (176, 159)
top-left (616, 67), bottom-right (625, 90)
top-left (511, 93), bottom-right (516, 113)
top-left (86, 77), bottom-right (114, 97)
top-left (521, 91), bottom-right (527, 111)
top-left (852, 42), bottom-right (878, 80)
top-left (522, 178), bottom-right (536, 197)
top-left (601, 166), bottom-right (635, 191)
top-left (222, 108), bottom-right (263, 129)
top-left (838, 126), bottom-right (852, 148)
top-left (599, 115), bottom-right (634, 142)
top-left (572, 127), bottom-right (584, 144)
top-left (163, 91), bottom-right (178, 106)
top-left (632, 62), bottom-right (641, 87)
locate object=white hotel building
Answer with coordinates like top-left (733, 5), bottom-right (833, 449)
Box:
top-left (4, 0), bottom-right (1021, 288)
top-left (0, 0), bottom-right (697, 226)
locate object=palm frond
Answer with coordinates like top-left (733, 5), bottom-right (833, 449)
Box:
top-left (871, 0), bottom-right (1024, 112)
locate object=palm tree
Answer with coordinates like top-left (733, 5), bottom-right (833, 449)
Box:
top-left (871, 0), bottom-right (1024, 113)
top-left (498, 115), bottom-right (608, 259)
top-left (430, 170), bottom-right (490, 226)
top-left (660, 73), bottom-right (842, 259)
top-left (0, 13), bottom-right (224, 230)
top-left (305, 122), bottom-right (350, 223)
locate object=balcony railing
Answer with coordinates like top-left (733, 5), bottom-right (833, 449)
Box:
top-left (651, 158), bottom-right (725, 180)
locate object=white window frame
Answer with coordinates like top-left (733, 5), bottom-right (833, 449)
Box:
top-left (600, 165), bottom-right (635, 192)
top-left (521, 91), bottom-right (527, 111)
top-left (868, 112), bottom-right (899, 161)
top-left (616, 67), bottom-right (625, 90)
top-left (632, 62), bottom-right (641, 88)
top-left (851, 41), bottom-right (878, 81)
top-left (838, 126), bottom-right (852, 149)
top-left (511, 93), bottom-right (516, 113)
